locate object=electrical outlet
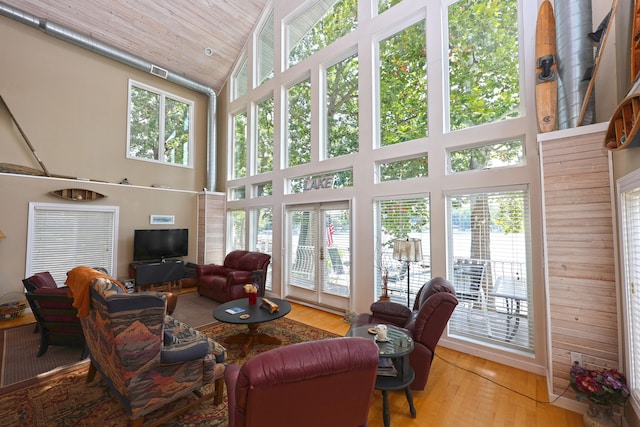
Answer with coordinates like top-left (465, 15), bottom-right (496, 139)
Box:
top-left (570, 351), bottom-right (582, 366)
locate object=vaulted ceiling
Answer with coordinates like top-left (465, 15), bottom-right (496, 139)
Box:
top-left (2, 0), bottom-right (269, 93)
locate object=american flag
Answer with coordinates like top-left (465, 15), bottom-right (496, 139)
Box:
top-left (326, 219), bottom-right (335, 247)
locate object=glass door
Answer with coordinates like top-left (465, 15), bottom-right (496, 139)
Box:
top-left (285, 202), bottom-right (350, 311)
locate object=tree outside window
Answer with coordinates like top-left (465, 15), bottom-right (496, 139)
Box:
top-left (128, 82), bottom-right (192, 166)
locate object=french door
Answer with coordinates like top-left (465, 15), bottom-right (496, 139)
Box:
top-left (285, 202), bottom-right (351, 311)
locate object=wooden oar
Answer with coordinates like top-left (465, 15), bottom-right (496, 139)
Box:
top-left (0, 95), bottom-right (50, 176)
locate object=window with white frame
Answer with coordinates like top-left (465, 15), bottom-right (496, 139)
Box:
top-left (256, 96), bottom-right (274, 174)
top-left (447, 0), bottom-right (520, 130)
top-left (257, 11), bottom-right (275, 85)
top-left (618, 169), bottom-right (640, 409)
top-left (27, 203), bottom-right (119, 285)
top-left (446, 188), bottom-right (533, 353)
top-left (378, 19), bottom-right (427, 146)
top-left (127, 81), bottom-right (193, 167)
top-left (227, 209), bottom-right (246, 253)
top-left (233, 57), bottom-right (248, 100)
top-left (251, 206), bottom-right (273, 290)
top-left (375, 197), bottom-right (431, 307)
top-left (225, 0), bottom-right (535, 356)
top-left (286, 0), bottom-right (358, 68)
top-left (232, 111), bottom-right (247, 179)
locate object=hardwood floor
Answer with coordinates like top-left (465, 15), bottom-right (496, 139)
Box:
top-left (288, 302), bottom-right (584, 427)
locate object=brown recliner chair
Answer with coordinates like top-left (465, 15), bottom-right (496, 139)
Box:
top-left (196, 250), bottom-right (271, 303)
top-left (224, 337), bottom-right (379, 427)
top-left (351, 276), bottom-right (458, 390)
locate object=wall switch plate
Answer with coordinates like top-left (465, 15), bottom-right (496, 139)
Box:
top-left (570, 351), bottom-right (583, 366)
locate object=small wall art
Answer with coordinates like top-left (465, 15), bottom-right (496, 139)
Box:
top-left (150, 215), bottom-right (175, 225)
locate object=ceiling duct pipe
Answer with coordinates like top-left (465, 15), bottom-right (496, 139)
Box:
top-left (0, 1), bottom-right (217, 191)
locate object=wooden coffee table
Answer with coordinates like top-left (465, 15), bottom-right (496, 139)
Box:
top-left (213, 297), bottom-right (291, 356)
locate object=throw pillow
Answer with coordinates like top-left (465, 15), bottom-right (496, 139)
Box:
top-left (28, 271), bottom-right (58, 289)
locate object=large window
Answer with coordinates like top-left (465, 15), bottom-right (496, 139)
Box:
top-left (251, 207), bottom-right (273, 290)
top-left (618, 170), bottom-right (640, 410)
top-left (447, 0), bottom-right (520, 130)
top-left (287, 78), bottom-right (312, 167)
top-left (446, 188), bottom-right (533, 353)
top-left (27, 203), bottom-right (119, 284)
top-left (256, 96), bottom-right (274, 174)
top-left (257, 12), bottom-right (274, 85)
top-left (287, 0), bottom-right (358, 68)
top-left (127, 81), bottom-right (193, 167)
top-left (232, 111), bottom-right (247, 179)
top-left (378, 20), bottom-right (427, 146)
top-left (326, 53), bottom-right (359, 158)
top-left (375, 197), bottom-right (431, 307)
top-left (226, 0), bottom-right (534, 356)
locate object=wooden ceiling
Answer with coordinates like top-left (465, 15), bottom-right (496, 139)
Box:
top-left (3, 0), bottom-right (269, 93)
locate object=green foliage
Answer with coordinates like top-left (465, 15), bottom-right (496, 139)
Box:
top-left (379, 199), bottom-right (430, 247)
top-left (257, 97), bottom-right (274, 174)
top-left (379, 20), bottom-right (427, 146)
top-left (448, 0), bottom-right (520, 130)
top-left (288, 0), bottom-right (358, 66)
top-left (233, 112), bottom-right (247, 178)
top-left (287, 79), bottom-right (311, 167)
top-left (129, 87), bottom-right (160, 159)
top-left (326, 54), bottom-right (359, 158)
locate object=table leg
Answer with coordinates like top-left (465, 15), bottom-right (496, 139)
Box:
top-left (405, 386), bottom-right (416, 418)
top-left (382, 390), bottom-right (390, 427)
top-left (223, 323), bottom-right (282, 356)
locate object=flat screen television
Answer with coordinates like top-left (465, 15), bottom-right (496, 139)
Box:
top-left (133, 228), bottom-right (188, 261)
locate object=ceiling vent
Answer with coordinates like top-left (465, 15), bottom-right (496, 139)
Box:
top-left (150, 65), bottom-right (168, 79)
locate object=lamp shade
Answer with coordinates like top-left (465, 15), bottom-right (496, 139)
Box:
top-left (392, 238), bottom-right (422, 263)
top-left (0, 230), bottom-right (5, 239)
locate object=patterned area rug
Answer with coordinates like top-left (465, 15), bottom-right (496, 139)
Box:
top-left (0, 317), bottom-right (338, 426)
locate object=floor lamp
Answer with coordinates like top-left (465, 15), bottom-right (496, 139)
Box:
top-left (393, 238), bottom-right (422, 306)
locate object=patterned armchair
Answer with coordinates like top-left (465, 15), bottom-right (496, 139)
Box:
top-left (80, 277), bottom-right (226, 426)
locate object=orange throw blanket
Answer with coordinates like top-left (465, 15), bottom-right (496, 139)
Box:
top-left (65, 266), bottom-right (125, 318)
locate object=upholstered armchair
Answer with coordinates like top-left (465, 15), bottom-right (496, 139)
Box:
top-left (23, 271), bottom-right (86, 358)
top-left (351, 276), bottom-right (458, 390)
top-left (196, 250), bottom-right (271, 303)
top-left (224, 337), bottom-right (379, 427)
top-left (80, 276), bottom-right (226, 426)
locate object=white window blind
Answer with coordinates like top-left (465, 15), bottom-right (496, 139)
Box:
top-left (446, 188), bottom-right (534, 354)
top-left (27, 203), bottom-right (119, 285)
top-left (375, 197), bottom-right (431, 307)
top-left (618, 172), bottom-right (640, 408)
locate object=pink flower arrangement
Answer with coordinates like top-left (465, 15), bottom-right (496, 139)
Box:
top-left (570, 363), bottom-right (630, 407)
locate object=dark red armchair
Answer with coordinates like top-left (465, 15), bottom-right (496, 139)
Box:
top-left (196, 250), bottom-right (271, 303)
top-left (224, 337), bottom-right (379, 427)
top-left (23, 271), bottom-right (86, 358)
top-left (351, 276), bottom-right (458, 390)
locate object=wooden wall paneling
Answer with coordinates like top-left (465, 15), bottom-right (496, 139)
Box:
top-left (539, 128), bottom-right (619, 399)
top-left (197, 192), bottom-right (225, 265)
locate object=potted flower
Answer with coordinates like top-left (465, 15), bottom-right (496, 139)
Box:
top-left (570, 363), bottom-right (630, 426)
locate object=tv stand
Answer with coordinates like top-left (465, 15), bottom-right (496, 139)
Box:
top-left (129, 259), bottom-right (185, 291)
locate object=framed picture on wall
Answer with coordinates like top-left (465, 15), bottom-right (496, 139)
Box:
top-left (150, 215), bottom-right (175, 225)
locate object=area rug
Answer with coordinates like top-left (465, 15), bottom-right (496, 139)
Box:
top-left (0, 317), bottom-right (339, 426)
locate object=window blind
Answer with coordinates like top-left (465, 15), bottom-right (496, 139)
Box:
top-left (27, 203), bottom-right (118, 285)
top-left (446, 189), bottom-right (534, 354)
top-left (620, 185), bottom-right (640, 405)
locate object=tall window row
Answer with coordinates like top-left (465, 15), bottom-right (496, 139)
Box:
top-left (226, 0), bottom-right (536, 356)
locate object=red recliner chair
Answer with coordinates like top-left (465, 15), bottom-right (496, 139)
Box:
top-left (224, 337), bottom-right (379, 427)
top-left (351, 276), bottom-right (458, 390)
top-left (196, 251), bottom-right (271, 303)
